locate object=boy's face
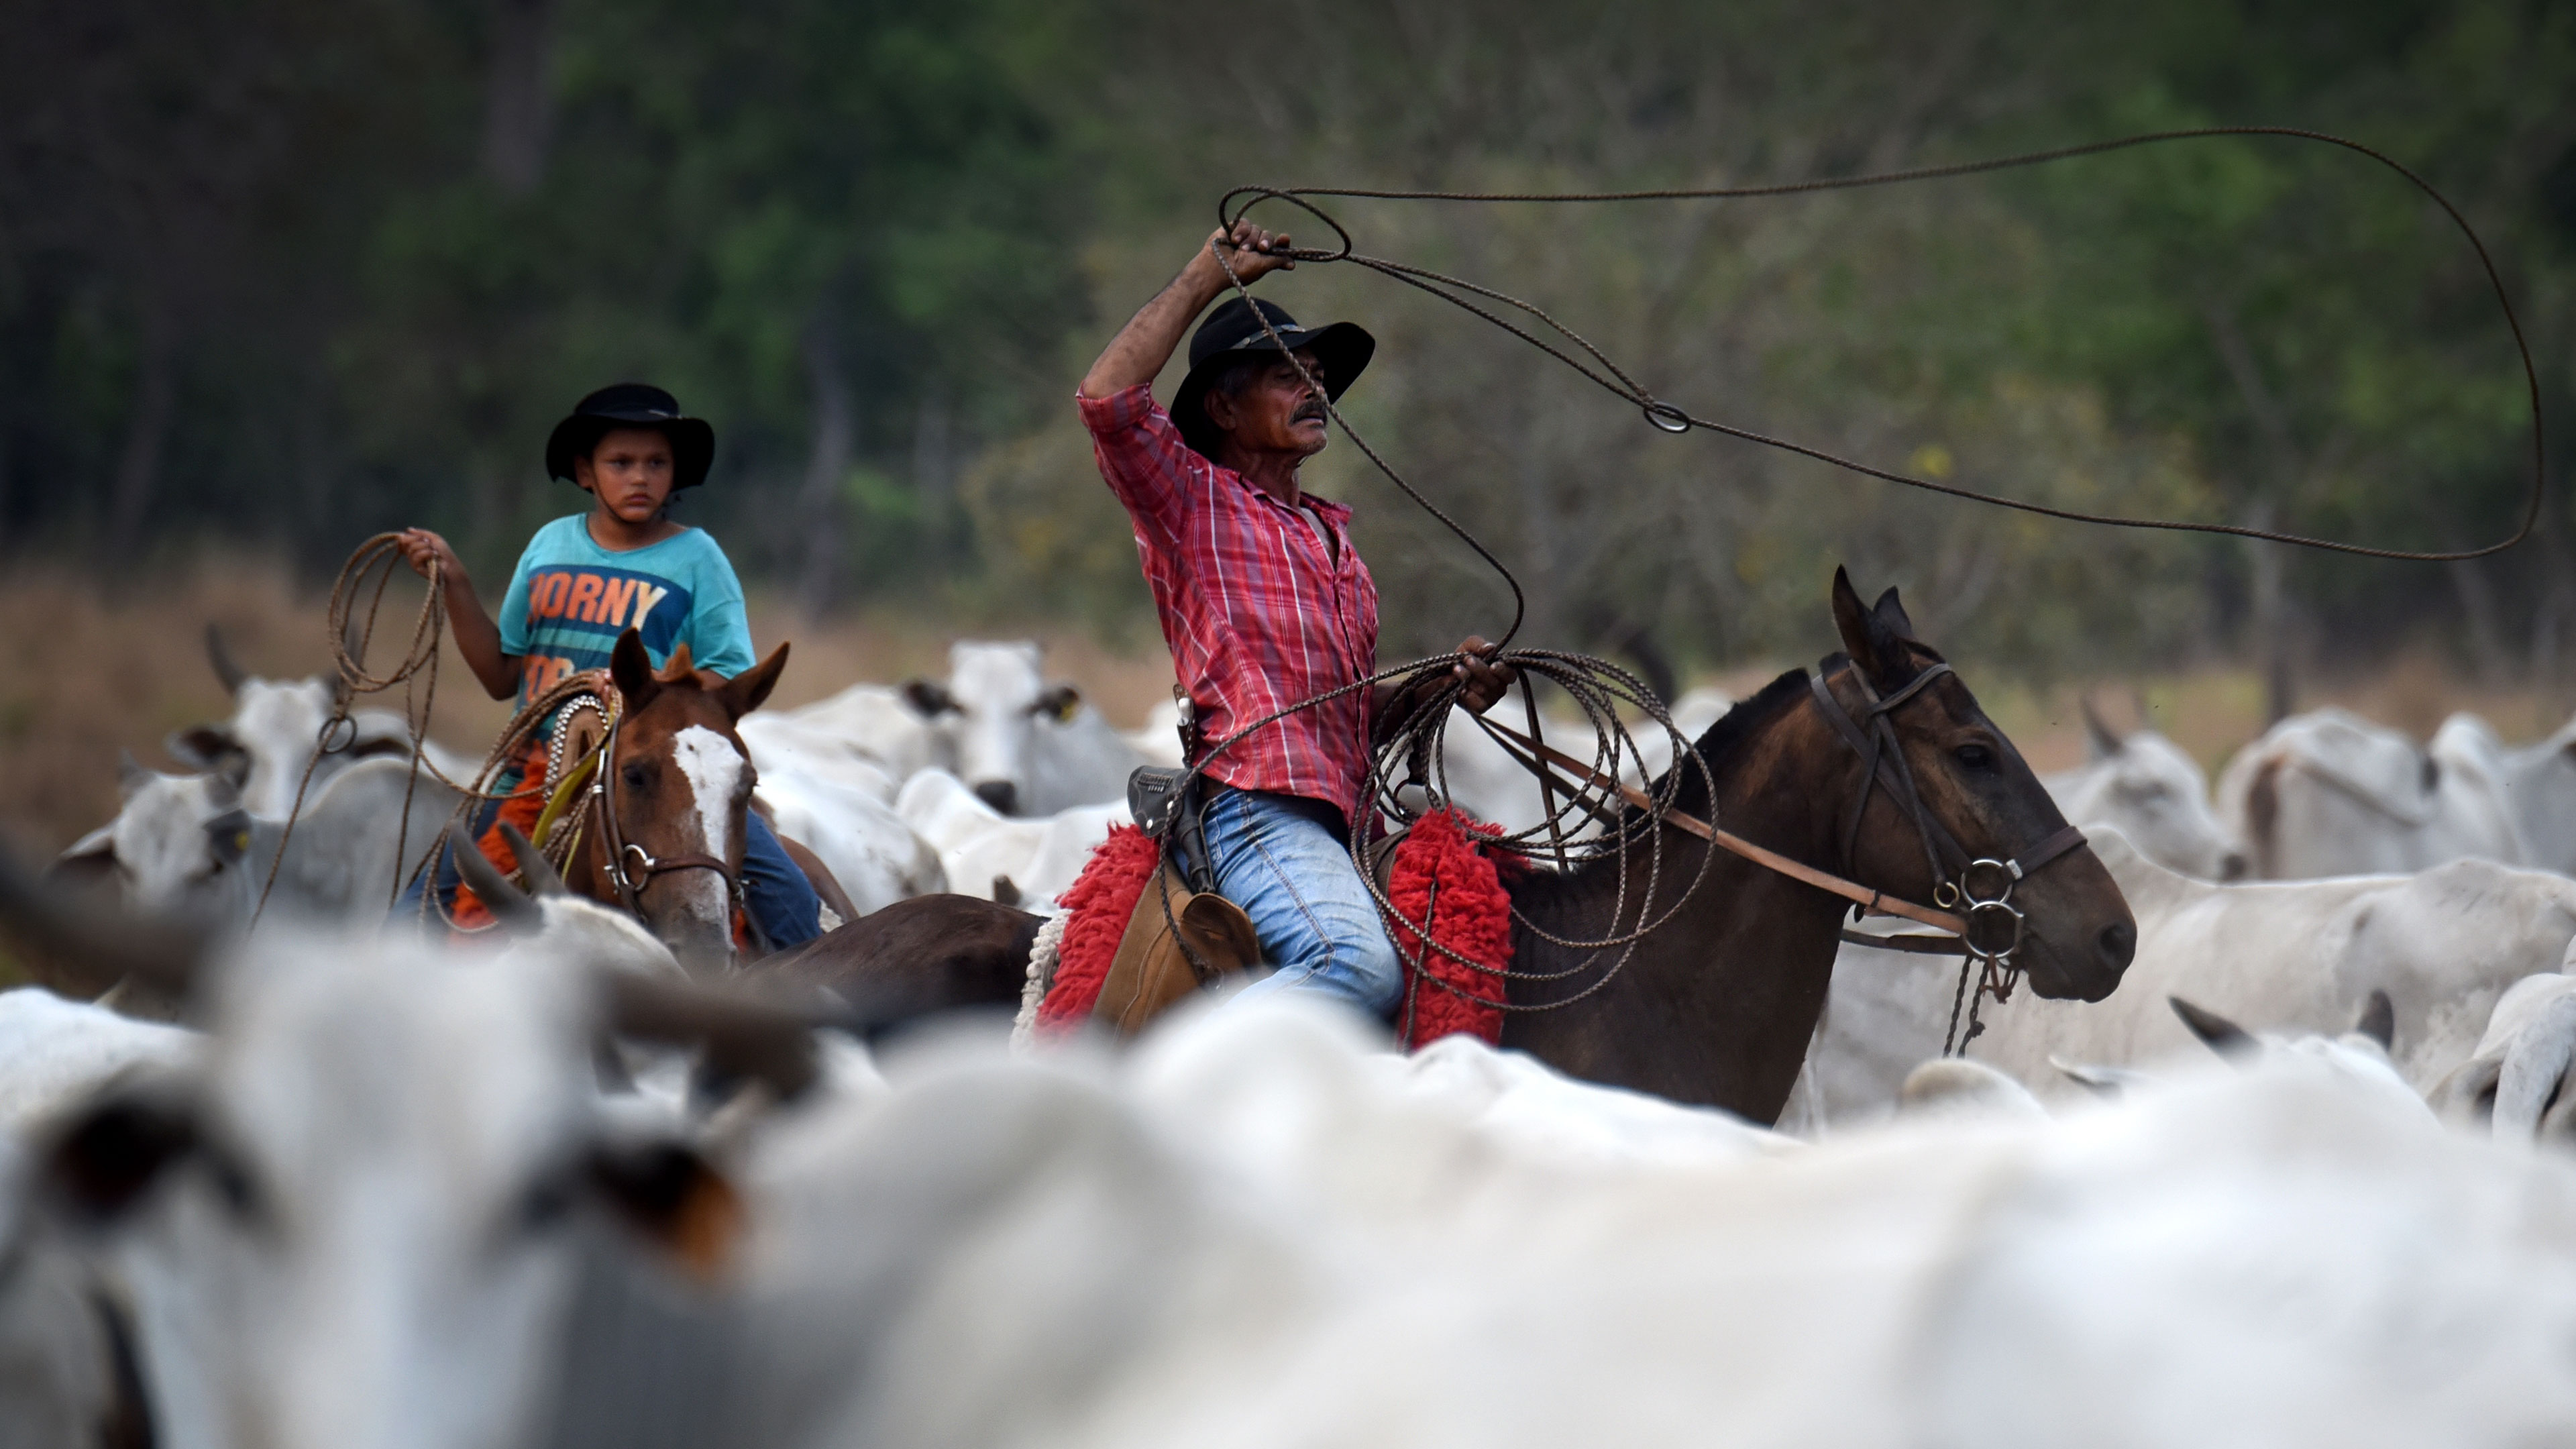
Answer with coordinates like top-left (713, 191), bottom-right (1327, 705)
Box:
top-left (575, 427), bottom-right (678, 523)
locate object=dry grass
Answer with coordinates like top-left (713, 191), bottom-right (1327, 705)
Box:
top-left (0, 555), bottom-right (1182, 855)
top-left (1, 557), bottom-right (2559, 857)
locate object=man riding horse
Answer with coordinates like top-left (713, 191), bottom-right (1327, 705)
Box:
top-left (1079, 219), bottom-right (1515, 1017)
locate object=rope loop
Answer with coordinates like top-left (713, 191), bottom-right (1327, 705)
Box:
top-left (1218, 186), bottom-right (1355, 262)
top-left (1217, 125), bottom-right (2544, 563)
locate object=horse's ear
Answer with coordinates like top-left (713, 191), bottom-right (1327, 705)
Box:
top-left (611, 631), bottom-right (659, 711)
top-left (716, 643), bottom-right (789, 722)
top-left (1871, 586), bottom-right (1917, 641)
top-left (660, 642), bottom-right (696, 681)
top-left (1830, 567), bottom-right (1902, 684)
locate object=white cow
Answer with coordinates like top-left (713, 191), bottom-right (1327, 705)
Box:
top-left (718, 1000), bottom-right (2576, 1449)
top-left (754, 769), bottom-right (948, 915)
top-left (738, 713), bottom-right (904, 804)
top-left (178, 627), bottom-right (472, 820)
top-left (2216, 706), bottom-right (2526, 879)
top-left (919, 640), bottom-right (1155, 816)
top-left (2041, 707), bottom-right (2241, 881)
top-left (1432, 686), bottom-right (1733, 839)
top-left (1791, 827), bottom-right (2576, 1126)
top-left (2428, 710), bottom-right (2576, 875)
top-left (895, 768), bottom-right (1128, 906)
top-left (14, 918), bottom-right (793, 1449)
top-left (56, 755), bottom-right (460, 930)
top-left (2428, 965), bottom-right (2576, 1142)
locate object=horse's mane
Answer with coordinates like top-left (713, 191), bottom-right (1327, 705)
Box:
top-left (1648, 667), bottom-right (1813, 824)
top-left (1508, 666), bottom-right (1814, 926)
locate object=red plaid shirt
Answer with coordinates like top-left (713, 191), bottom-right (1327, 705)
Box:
top-left (1080, 383), bottom-right (1379, 826)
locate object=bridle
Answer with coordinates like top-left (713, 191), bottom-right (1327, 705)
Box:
top-left (1806, 657), bottom-right (2087, 1051)
top-left (587, 707), bottom-right (749, 930)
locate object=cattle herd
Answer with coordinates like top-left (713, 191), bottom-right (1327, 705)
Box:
top-left (9, 633), bottom-right (2576, 1444)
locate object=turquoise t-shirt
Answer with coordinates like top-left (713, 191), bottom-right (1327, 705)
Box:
top-left (497, 515), bottom-right (756, 708)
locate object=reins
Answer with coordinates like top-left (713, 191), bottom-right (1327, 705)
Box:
top-left (586, 704), bottom-right (745, 922)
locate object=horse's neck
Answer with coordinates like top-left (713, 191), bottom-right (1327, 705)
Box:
top-left (1500, 702), bottom-right (1855, 1122)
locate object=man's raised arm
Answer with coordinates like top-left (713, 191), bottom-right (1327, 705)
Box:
top-left (1080, 221), bottom-right (1295, 400)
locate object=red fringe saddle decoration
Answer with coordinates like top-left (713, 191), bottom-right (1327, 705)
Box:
top-left (1036, 810), bottom-right (1514, 1051)
top-left (1034, 823), bottom-right (1161, 1033)
top-left (1383, 807), bottom-right (1514, 1050)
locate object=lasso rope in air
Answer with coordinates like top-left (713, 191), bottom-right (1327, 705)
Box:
top-left (1186, 125), bottom-right (2546, 1016)
top-left (1217, 125), bottom-right (2545, 568)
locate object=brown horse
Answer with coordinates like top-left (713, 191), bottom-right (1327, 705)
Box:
top-left (1495, 568), bottom-right (2133, 1121)
top-left (760, 569), bottom-right (2136, 1124)
top-left (553, 629), bottom-right (788, 973)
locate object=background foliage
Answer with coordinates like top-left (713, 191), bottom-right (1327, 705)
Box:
top-left (5, 0), bottom-right (2575, 708)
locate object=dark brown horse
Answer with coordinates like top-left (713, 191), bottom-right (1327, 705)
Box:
top-left (1495, 569), bottom-right (2132, 1120)
top-left (555, 629), bottom-right (789, 973)
top-left (759, 569), bottom-right (2136, 1124)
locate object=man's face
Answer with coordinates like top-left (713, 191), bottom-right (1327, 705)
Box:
top-left (1207, 350), bottom-right (1329, 459)
top-left (575, 427), bottom-right (678, 523)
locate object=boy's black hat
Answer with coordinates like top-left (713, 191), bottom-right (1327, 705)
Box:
top-left (1170, 298), bottom-right (1374, 461)
top-left (545, 383), bottom-right (716, 490)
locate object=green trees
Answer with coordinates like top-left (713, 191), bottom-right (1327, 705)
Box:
top-left (1, 0), bottom-right (2569, 694)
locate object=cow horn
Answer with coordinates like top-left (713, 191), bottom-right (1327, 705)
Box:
top-left (496, 822), bottom-right (566, 897)
top-left (598, 972), bottom-right (818, 1103)
top-left (2080, 694), bottom-right (2125, 761)
top-left (2169, 996), bottom-right (2257, 1061)
top-left (0, 850), bottom-right (204, 1000)
top-left (447, 826), bottom-right (543, 934)
top-left (205, 623), bottom-right (246, 696)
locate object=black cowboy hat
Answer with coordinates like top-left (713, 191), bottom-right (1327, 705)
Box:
top-left (544, 383), bottom-right (717, 490)
top-left (1170, 297), bottom-right (1375, 460)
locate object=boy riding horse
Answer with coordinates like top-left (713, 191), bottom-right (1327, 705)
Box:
top-left (397, 384), bottom-right (824, 950)
top-left (1079, 220), bottom-right (1515, 1016)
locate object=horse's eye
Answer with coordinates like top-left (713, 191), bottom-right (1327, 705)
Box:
top-left (622, 763), bottom-right (649, 789)
top-left (1955, 744), bottom-right (1994, 771)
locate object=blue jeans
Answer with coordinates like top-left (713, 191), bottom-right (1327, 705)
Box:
top-left (740, 812), bottom-right (822, 948)
top-left (1201, 787), bottom-right (1403, 1018)
top-left (398, 805), bottom-right (820, 951)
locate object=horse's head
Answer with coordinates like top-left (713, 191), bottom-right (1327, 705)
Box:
top-left (602, 630), bottom-right (788, 972)
top-left (1823, 568), bottom-right (2135, 1003)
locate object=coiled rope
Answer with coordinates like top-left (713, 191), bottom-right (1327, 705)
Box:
top-left (256, 533), bottom-right (621, 929)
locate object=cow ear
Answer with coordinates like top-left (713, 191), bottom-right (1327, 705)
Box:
top-left (2080, 696), bottom-right (2125, 761)
top-left (44, 1093), bottom-right (197, 1224)
top-left (902, 679), bottom-right (959, 717)
top-left (1032, 684), bottom-right (1081, 722)
top-left (2354, 989), bottom-right (2396, 1051)
top-left (164, 726), bottom-right (237, 772)
top-left (716, 643), bottom-right (789, 721)
top-left (610, 631), bottom-right (659, 712)
top-left (587, 1141), bottom-right (743, 1280)
top-left (208, 749), bottom-right (252, 804)
top-left (2169, 996), bottom-right (2257, 1061)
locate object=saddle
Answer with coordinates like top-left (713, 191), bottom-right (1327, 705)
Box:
top-left (1093, 767), bottom-right (1260, 1036)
